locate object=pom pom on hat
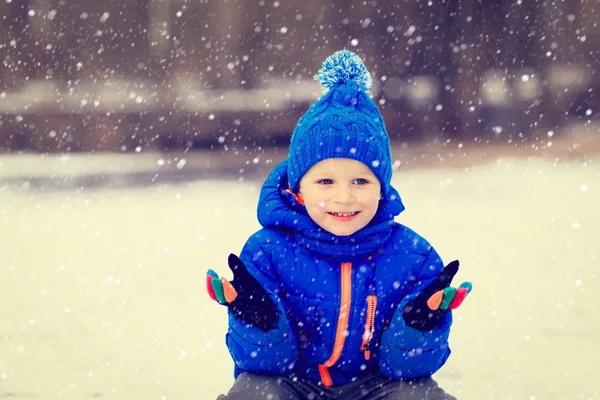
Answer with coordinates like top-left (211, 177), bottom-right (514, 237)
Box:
top-left (315, 50), bottom-right (372, 93)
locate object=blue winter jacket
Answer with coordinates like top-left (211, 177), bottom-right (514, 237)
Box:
top-left (225, 160), bottom-right (452, 386)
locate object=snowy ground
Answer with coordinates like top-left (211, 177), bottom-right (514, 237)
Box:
top-left (0, 135), bottom-right (599, 399)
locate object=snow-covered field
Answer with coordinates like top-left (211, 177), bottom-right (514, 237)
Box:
top-left (0, 138), bottom-right (599, 399)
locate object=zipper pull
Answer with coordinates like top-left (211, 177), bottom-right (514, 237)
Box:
top-left (362, 341), bottom-right (371, 360)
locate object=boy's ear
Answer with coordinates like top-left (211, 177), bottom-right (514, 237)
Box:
top-left (286, 188), bottom-right (305, 205)
top-left (295, 190), bottom-right (305, 205)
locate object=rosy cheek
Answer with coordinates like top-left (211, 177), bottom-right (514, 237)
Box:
top-left (308, 205), bottom-right (323, 214)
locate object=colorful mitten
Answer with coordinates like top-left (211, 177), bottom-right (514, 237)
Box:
top-left (206, 254), bottom-right (278, 332)
top-left (402, 260), bottom-right (472, 332)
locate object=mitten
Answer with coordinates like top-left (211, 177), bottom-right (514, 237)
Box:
top-left (206, 254), bottom-right (278, 332)
top-left (402, 260), bottom-right (472, 332)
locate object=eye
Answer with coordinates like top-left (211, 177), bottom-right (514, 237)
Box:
top-left (317, 179), bottom-right (333, 185)
top-left (353, 178), bottom-right (369, 185)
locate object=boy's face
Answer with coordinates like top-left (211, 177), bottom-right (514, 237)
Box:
top-left (297, 158), bottom-right (381, 237)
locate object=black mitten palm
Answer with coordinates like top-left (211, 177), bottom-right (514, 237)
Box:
top-left (207, 254), bottom-right (278, 332)
top-left (402, 260), bottom-right (472, 332)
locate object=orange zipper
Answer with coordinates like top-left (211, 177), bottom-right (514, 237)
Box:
top-left (318, 262), bottom-right (352, 387)
top-left (360, 294), bottom-right (377, 360)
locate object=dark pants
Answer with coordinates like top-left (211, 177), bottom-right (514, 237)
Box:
top-left (217, 372), bottom-right (456, 400)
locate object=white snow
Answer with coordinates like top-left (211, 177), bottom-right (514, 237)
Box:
top-left (0, 140), bottom-right (598, 399)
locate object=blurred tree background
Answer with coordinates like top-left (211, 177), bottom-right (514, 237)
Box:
top-left (1, 0), bottom-right (598, 153)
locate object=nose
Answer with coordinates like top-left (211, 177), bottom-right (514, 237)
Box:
top-left (333, 184), bottom-right (355, 203)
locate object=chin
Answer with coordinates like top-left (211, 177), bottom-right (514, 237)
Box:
top-left (327, 226), bottom-right (359, 237)
top-left (331, 231), bottom-right (351, 237)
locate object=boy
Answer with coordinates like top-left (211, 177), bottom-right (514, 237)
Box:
top-left (206, 50), bottom-right (471, 400)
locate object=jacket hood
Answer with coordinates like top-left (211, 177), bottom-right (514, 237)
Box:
top-left (257, 159), bottom-right (405, 260)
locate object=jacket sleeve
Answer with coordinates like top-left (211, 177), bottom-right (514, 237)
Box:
top-left (225, 235), bottom-right (298, 377)
top-left (378, 247), bottom-right (452, 379)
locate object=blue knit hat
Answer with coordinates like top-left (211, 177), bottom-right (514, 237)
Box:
top-left (288, 50), bottom-right (393, 196)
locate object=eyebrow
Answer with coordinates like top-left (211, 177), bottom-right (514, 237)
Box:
top-left (309, 174), bottom-right (372, 179)
top-left (305, 167), bottom-right (374, 178)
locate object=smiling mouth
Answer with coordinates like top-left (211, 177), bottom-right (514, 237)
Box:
top-left (327, 211), bottom-right (360, 217)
